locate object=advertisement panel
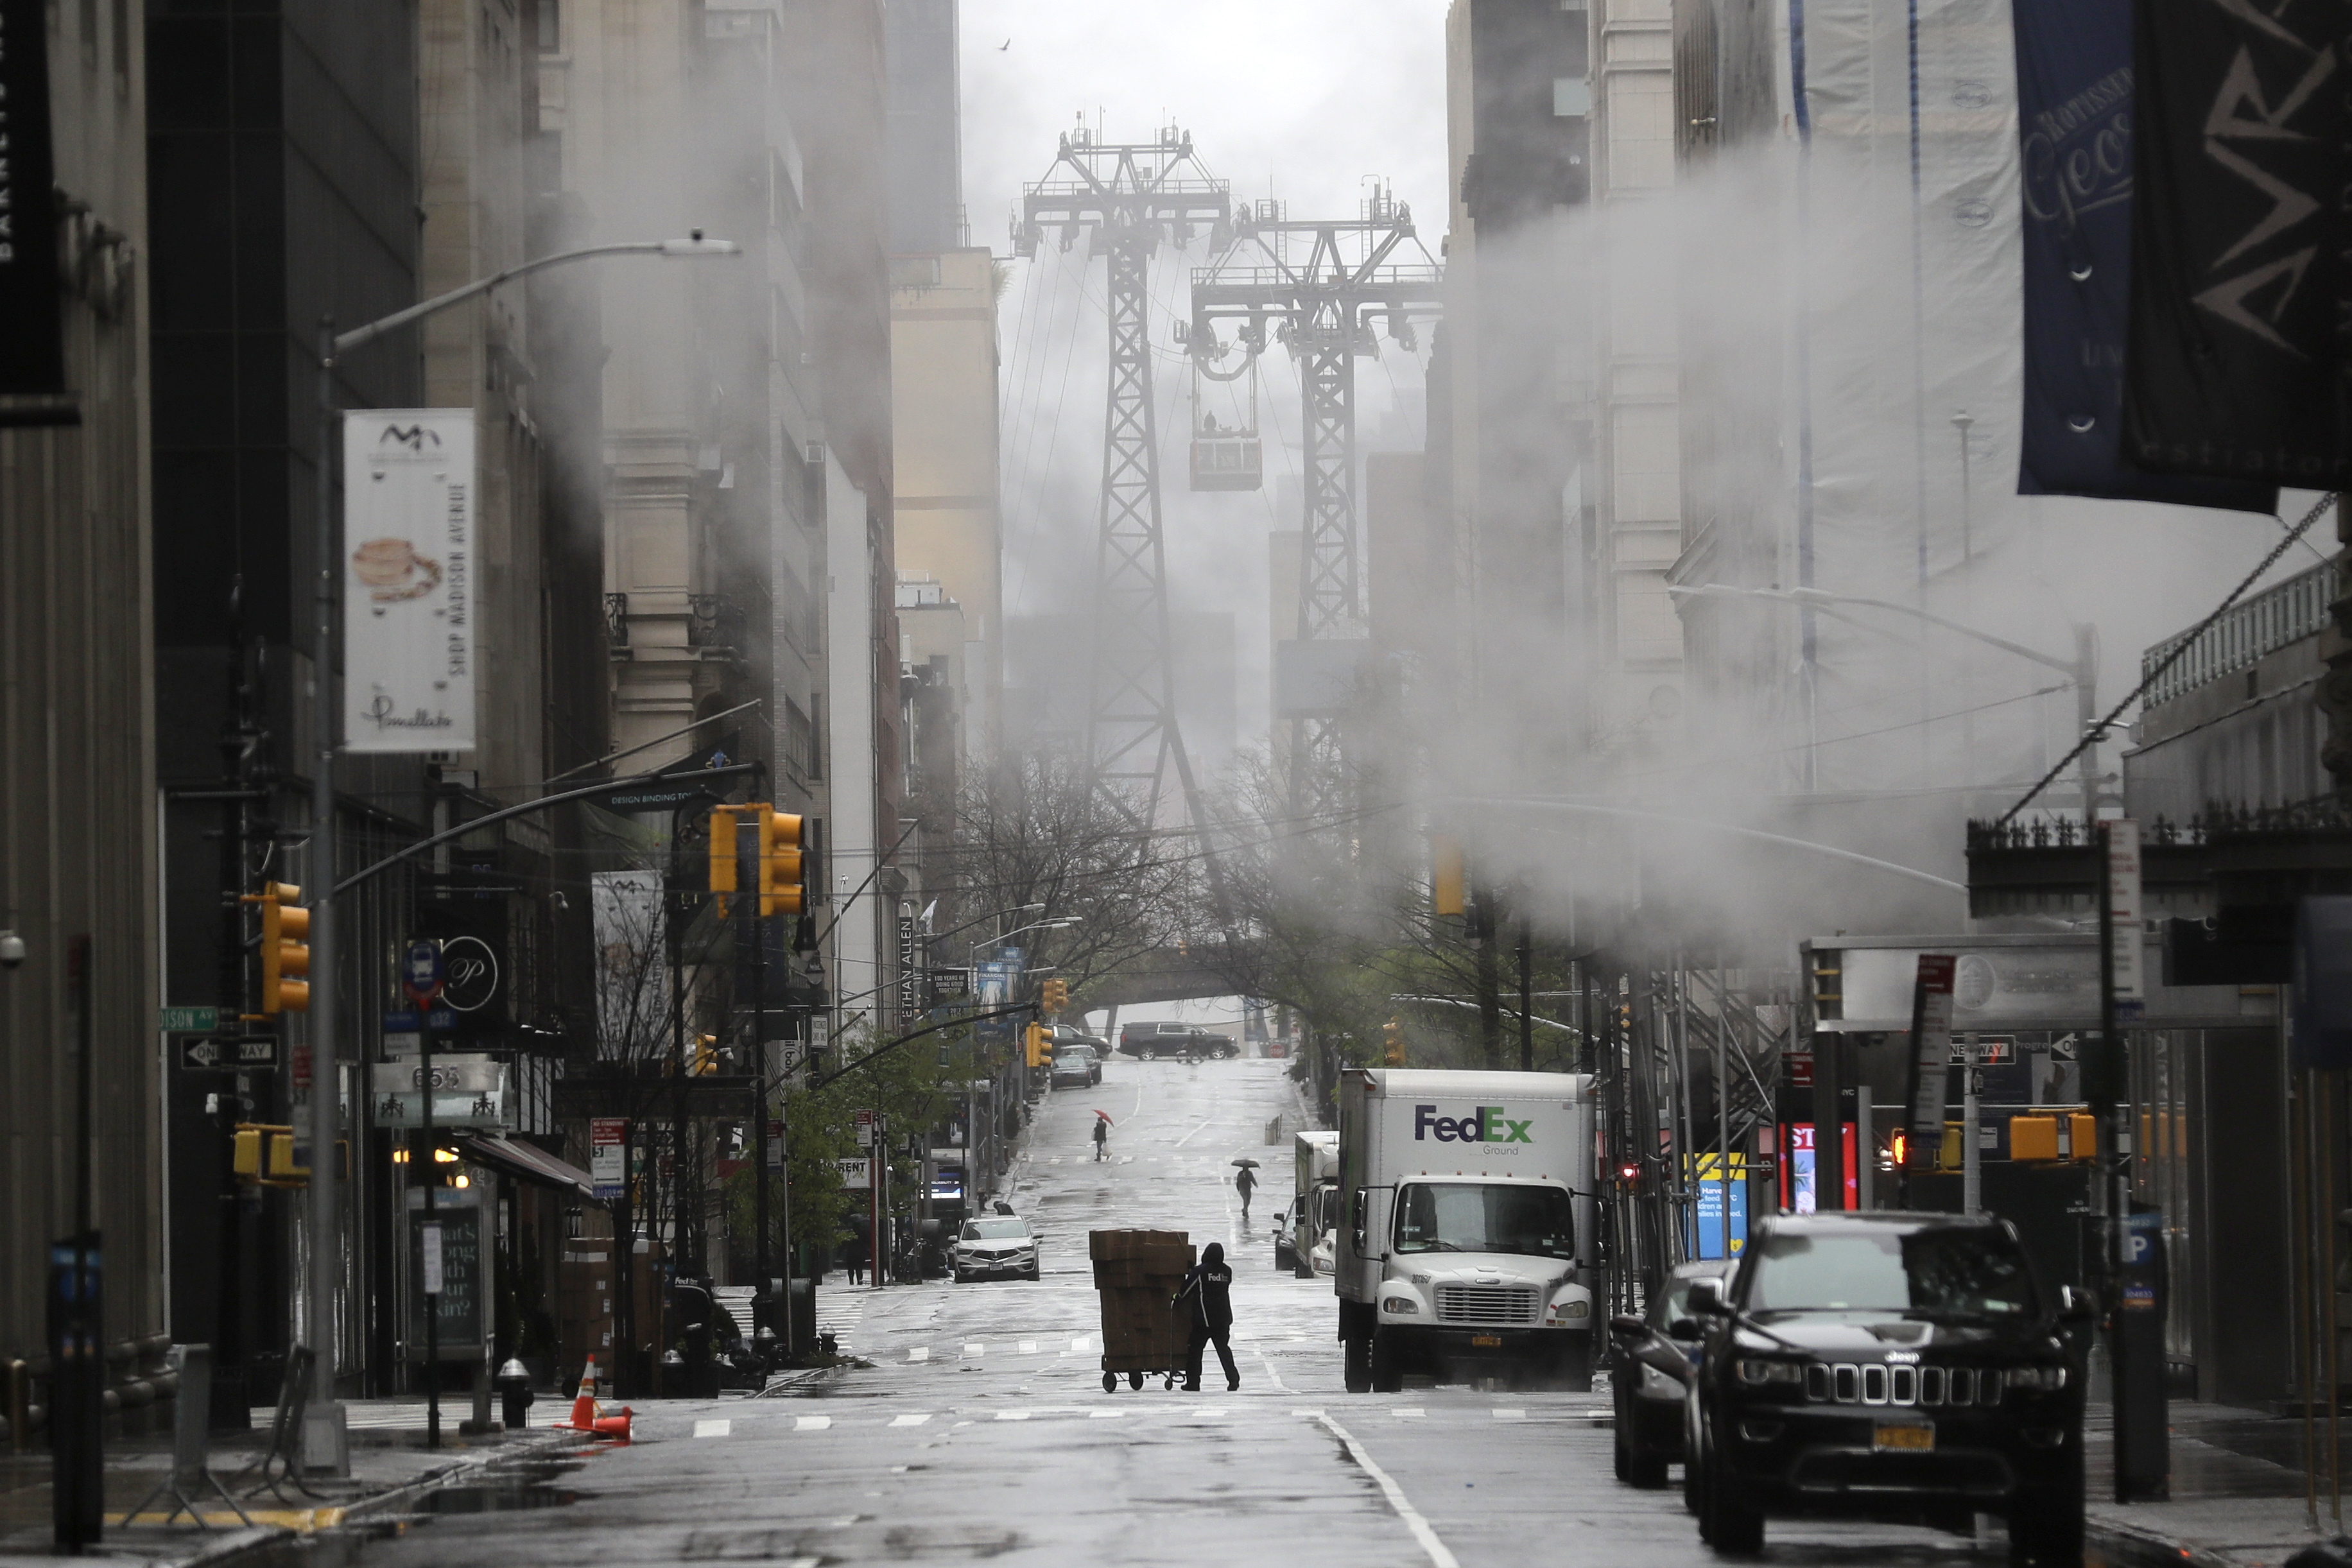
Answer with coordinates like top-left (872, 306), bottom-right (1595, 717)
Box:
top-left (343, 410), bottom-right (476, 752)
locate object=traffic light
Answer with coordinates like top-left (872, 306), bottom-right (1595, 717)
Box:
top-left (708, 806), bottom-right (739, 915)
top-left (1431, 834), bottom-right (1464, 917)
top-left (1041, 978), bottom-right (1069, 1015)
top-left (1025, 1022), bottom-right (1048, 1069)
top-left (693, 1033), bottom-right (720, 1076)
top-left (244, 883), bottom-right (310, 1013)
top-left (1616, 1160), bottom-right (1643, 1189)
top-left (758, 810), bottom-right (806, 919)
top-left (1382, 1016), bottom-right (1406, 1066)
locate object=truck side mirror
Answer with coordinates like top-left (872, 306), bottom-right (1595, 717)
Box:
top-left (1687, 1277), bottom-right (1728, 1315)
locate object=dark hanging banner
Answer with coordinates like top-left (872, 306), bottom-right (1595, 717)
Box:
top-left (0, 0), bottom-right (67, 399)
top-left (2123, 0), bottom-right (2350, 485)
top-left (2011, 0), bottom-right (2274, 512)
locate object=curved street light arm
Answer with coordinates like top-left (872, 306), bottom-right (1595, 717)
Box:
top-left (331, 235), bottom-right (741, 361)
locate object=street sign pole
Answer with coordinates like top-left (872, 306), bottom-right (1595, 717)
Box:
top-left (402, 940), bottom-right (445, 1448)
top-left (306, 320), bottom-right (349, 1478)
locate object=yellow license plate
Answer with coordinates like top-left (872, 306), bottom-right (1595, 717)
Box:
top-left (1470, 1334), bottom-right (1503, 1348)
top-left (1873, 1422), bottom-right (1935, 1452)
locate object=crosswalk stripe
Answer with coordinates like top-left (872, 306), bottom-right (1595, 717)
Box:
top-left (996, 1411), bottom-right (1030, 1421)
top-left (962, 1343), bottom-right (985, 1357)
top-left (694, 1419), bottom-right (731, 1438)
top-left (1019, 1341), bottom-right (1038, 1354)
top-left (1492, 1409), bottom-right (1527, 1421)
top-left (1392, 1408), bottom-right (1426, 1419)
top-left (890, 1413), bottom-right (931, 1427)
top-left (795, 1415), bottom-right (831, 1430)
top-left (906, 1347), bottom-right (929, 1362)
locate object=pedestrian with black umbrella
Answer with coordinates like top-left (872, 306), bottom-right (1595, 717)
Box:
top-left (1232, 1160), bottom-right (1258, 1227)
top-left (1172, 1241), bottom-right (1238, 1391)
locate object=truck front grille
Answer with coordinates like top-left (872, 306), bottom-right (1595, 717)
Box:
top-left (1435, 1284), bottom-right (1540, 1325)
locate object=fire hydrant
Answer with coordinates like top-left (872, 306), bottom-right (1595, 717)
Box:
top-left (494, 1357), bottom-right (533, 1429)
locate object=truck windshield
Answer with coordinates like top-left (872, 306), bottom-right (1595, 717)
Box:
top-left (1745, 1228), bottom-right (2038, 1318)
top-left (1394, 1183), bottom-right (1575, 1261)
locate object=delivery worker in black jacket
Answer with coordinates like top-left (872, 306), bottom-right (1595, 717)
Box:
top-left (1172, 1241), bottom-right (1238, 1391)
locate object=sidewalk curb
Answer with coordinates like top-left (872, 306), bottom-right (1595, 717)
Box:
top-left (2086, 1512), bottom-right (2246, 1568)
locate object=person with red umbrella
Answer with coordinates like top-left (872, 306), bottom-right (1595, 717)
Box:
top-left (1092, 1109), bottom-right (1111, 1161)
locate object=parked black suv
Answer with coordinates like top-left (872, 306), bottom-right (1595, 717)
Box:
top-left (1679, 1211), bottom-right (2088, 1564)
top-left (1116, 1022), bottom-right (1237, 1059)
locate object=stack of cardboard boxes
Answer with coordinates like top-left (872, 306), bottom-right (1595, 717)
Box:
top-left (1089, 1229), bottom-right (1194, 1386)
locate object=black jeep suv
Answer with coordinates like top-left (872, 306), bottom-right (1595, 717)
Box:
top-left (1681, 1211), bottom-right (2088, 1564)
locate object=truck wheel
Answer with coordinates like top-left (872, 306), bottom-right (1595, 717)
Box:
top-left (1369, 1330), bottom-right (1404, 1393)
top-left (1343, 1332), bottom-right (1372, 1393)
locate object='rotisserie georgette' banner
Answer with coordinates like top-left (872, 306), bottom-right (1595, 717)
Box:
top-left (2012, 0), bottom-right (2273, 510)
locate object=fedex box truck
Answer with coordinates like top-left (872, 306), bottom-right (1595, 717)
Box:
top-left (1335, 1068), bottom-right (1596, 1392)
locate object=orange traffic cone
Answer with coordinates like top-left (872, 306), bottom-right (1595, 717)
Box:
top-left (555, 1356), bottom-right (633, 1441)
top-left (560, 1357), bottom-right (599, 1431)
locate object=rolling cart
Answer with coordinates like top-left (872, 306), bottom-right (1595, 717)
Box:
top-left (1090, 1229), bottom-right (1195, 1391)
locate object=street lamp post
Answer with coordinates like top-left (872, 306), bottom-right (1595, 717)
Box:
top-left (302, 233), bottom-right (738, 1474)
top-left (1668, 583), bottom-right (2100, 823)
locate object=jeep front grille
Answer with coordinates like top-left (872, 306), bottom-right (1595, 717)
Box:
top-left (1806, 1363), bottom-right (2003, 1408)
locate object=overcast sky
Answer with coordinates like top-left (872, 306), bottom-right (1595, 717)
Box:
top-left (961, 1), bottom-right (1453, 767)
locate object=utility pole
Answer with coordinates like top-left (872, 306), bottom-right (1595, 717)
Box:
top-left (1016, 124), bottom-right (1229, 832)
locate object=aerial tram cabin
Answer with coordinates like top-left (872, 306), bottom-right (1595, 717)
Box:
top-left (1188, 354), bottom-right (1263, 492)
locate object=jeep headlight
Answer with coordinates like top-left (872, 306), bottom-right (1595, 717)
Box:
top-left (1736, 1357), bottom-right (1804, 1387)
top-left (1381, 1295), bottom-right (1419, 1315)
top-left (2005, 1364), bottom-right (2068, 1392)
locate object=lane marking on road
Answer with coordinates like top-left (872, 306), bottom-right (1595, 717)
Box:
top-left (795, 1415), bottom-right (832, 1431)
top-left (1019, 1341), bottom-right (1039, 1354)
top-left (962, 1343), bottom-right (985, 1357)
top-left (1254, 1350), bottom-right (1290, 1392)
top-left (1312, 1413), bottom-right (1462, 1568)
top-left (1391, 1408), bottom-right (1425, 1420)
top-left (1173, 1117), bottom-right (1217, 1148)
top-left (1088, 1409), bottom-right (1125, 1418)
top-left (906, 1348), bottom-right (929, 1362)
top-left (693, 1419), bottom-right (731, 1438)
top-left (1492, 1408), bottom-right (1526, 1421)
top-left (996, 1411), bottom-right (1030, 1420)
top-left (889, 1413), bottom-right (931, 1427)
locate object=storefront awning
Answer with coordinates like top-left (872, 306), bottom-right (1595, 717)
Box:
top-left (455, 1132), bottom-right (600, 1201)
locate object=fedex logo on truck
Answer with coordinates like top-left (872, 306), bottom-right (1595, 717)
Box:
top-left (1414, 1105), bottom-right (1534, 1144)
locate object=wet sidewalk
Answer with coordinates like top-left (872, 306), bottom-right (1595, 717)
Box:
top-left (2084, 1400), bottom-right (2347, 1567)
top-left (0, 1402), bottom-right (578, 1567)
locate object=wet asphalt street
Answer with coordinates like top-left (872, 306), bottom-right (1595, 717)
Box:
top-left (335, 1056), bottom-right (2003, 1567)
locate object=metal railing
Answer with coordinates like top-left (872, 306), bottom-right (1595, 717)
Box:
top-left (2140, 559), bottom-right (2334, 709)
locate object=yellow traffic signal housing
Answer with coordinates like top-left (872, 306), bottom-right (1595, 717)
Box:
top-left (233, 1126), bottom-right (263, 1178)
top-left (1383, 1017), bottom-right (1406, 1066)
top-left (1431, 835), bottom-right (1464, 917)
top-left (245, 883), bottom-right (310, 1013)
top-left (1025, 1022), bottom-right (1048, 1068)
top-left (708, 806), bottom-right (740, 915)
top-left (1041, 978), bottom-right (1069, 1015)
top-left (759, 810), bottom-right (805, 918)
top-left (693, 1033), bottom-right (720, 1075)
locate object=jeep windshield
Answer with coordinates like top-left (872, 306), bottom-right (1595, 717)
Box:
top-left (1743, 1227), bottom-right (2039, 1319)
top-left (1394, 1182), bottom-right (1575, 1261)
